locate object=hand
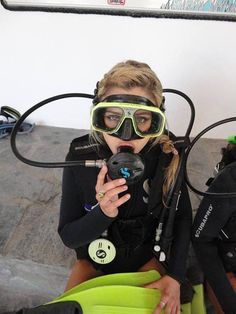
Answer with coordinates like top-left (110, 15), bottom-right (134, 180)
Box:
top-left (95, 165), bottom-right (130, 218)
top-left (144, 275), bottom-right (181, 314)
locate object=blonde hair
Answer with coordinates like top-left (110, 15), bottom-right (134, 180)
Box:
top-left (90, 60), bottom-right (179, 198)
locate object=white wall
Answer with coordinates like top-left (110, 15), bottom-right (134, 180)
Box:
top-left (1, 6), bottom-right (236, 138)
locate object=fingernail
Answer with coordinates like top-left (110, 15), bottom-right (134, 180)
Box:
top-left (119, 178), bottom-right (126, 184)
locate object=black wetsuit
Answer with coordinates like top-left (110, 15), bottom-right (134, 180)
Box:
top-left (192, 162), bottom-right (236, 314)
top-left (58, 134), bottom-right (192, 283)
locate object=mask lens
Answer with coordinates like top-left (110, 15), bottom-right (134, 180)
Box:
top-left (134, 109), bottom-right (152, 133)
top-left (92, 106), bottom-right (124, 132)
top-left (104, 107), bottom-right (123, 130)
top-left (134, 109), bottom-right (163, 136)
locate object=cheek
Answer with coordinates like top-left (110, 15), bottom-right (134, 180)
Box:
top-left (103, 133), bottom-right (118, 153)
top-left (133, 138), bottom-right (150, 153)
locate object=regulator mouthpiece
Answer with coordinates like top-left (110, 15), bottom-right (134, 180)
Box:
top-left (106, 146), bottom-right (145, 185)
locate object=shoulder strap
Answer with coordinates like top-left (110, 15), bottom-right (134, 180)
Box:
top-left (148, 152), bottom-right (171, 216)
top-left (69, 134), bottom-right (100, 156)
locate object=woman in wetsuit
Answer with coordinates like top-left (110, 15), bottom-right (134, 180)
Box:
top-left (58, 60), bottom-right (192, 314)
top-left (192, 141), bottom-right (236, 314)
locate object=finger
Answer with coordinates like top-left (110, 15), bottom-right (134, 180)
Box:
top-left (95, 165), bottom-right (108, 191)
top-left (104, 184), bottom-right (128, 200)
top-left (96, 178), bottom-right (127, 203)
top-left (98, 191), bottom-right (130, 218)
top-left (111, 193), bottom-right (130, 208)
top-left (100, 193), bottom-right (130, 210)
top-left (163, 301), bottom-right (179, 314)
top-left (156, 298), bottom-right (171, 314)
top-left (164, 304), bottom-right (174, 314)
top-left (153, 304), bottom-right (162, 314)
top-left (153, 301), bottom-right (166, 314)
top-left (101, 177), bottom-right (127, 194)
top-left (96, 191), bottom-right (106, 202)
top-left (143, 282), bottom-right (157, 289)
top-left (106, 174), bottom-right (112, 182)
top-left (175, 307), bottom-right (181, 314)
top-left (160, 301), bottom-right (166, 309)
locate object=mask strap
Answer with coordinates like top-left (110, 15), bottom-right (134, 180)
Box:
top-left (93, 81), bottom-right (100, 105)
top-left (159, 96), bottom-right (166, 113)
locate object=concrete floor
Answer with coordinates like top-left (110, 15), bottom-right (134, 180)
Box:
top-left (0, 126), bottom-right (84, 312)
top-left (0, 125), bottom-right (224, 313)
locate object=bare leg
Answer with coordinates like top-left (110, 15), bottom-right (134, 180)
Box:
top-left (138, 257), bottom-right (165, 275)
top-left (205, 281), bottom-right (224, 314)
top-left (227, 272), bottom-right (236, 292)
top-left (205, 273), bottom-right (236, 314)
top-left (65, 257), bottom-right (167, 292)
top-left (65, 259), bottom-right (103, 292)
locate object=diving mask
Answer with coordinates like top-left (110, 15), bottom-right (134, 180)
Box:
top-left (91, 94), bottom-right (166, 140)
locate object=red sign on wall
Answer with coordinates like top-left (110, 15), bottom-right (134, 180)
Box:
top-left (107, 0), bottom-right (125, 5)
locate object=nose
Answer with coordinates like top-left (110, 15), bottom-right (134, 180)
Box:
top-left (119, 119), bottom-right (135, 141)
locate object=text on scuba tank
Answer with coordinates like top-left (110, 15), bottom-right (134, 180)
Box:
top-left (194, 204), bottom-right (213, 238)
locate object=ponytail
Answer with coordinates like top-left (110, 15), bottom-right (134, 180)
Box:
top-left (153, 134), bottom-right (180, 198)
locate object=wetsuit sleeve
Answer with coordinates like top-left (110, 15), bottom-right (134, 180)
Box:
top-left (192, 167), bottom-right (236, 314)
top-left (58, 166), bottom-right (115, 249)
top-left (167, 182), bottom-right (192, 283)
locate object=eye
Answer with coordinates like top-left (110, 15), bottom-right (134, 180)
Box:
top-left (136, 116), bottom-right (151, 124)
top-left (104, 114), bottom-right (121, 122)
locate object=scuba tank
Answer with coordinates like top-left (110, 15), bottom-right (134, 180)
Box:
top-left (206, 136), bottom-right (236, 272)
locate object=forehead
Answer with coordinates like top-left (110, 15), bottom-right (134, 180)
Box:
top-left (105, 106), bottom-right (152, 115)
top-left (103, 87), bottom-right (156, 105)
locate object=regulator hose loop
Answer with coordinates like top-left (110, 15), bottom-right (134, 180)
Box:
top-left (10, 93), bottom-right (94, 168)
top-left (184, 116), bottom-right (236, 197)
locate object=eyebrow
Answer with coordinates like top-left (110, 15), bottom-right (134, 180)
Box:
top-left (135, 111), bottom-right (152, 115)
top-left (105, 109), bottom-right (123, 113)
